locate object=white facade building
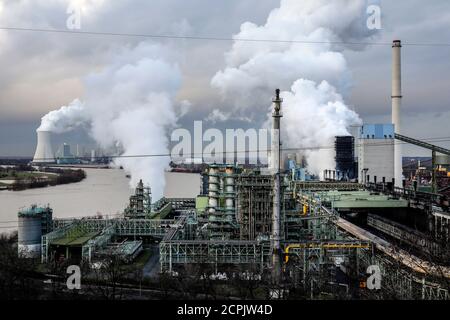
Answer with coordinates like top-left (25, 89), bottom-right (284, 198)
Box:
top-left (358, 124), bottom-right (395, 184)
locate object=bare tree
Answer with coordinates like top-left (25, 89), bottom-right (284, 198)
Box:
top-left (0, 232), bottom-right (43, 299)
top-left (86, 255), bottom-right (127, 300)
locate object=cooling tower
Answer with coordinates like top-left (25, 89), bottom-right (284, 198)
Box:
top-left (33, 131), bottom-right (55, 163)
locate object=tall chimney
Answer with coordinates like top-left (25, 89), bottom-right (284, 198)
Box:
top-left (33, 131), bottom-right (55, 163)
top-left (271, 88), bottom-right (282, 279)
top-left (392, 40), bottom-right (402, 187)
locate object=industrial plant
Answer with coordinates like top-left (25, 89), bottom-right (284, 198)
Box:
top-left (13, 40), bottom-right (450, 300)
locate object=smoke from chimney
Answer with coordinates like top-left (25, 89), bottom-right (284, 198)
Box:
top-left (211, 0), bottom-right (377, 178)
top-left (35, 43), bottom-right (184, 199)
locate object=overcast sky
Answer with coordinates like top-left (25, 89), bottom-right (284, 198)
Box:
top-left (0, 0), bottom-right (449, 157)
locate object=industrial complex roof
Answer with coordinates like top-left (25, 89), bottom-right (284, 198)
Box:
top-left (51, 231), bottom-right (100, 247)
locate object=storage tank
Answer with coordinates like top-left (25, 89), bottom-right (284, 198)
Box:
top-left (17, 205), bottom-right (53, 258)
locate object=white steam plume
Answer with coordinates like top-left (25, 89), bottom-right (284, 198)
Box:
top-left (37, 42), bottom-right (182, 199)
top-left (212, 0), bottom-right (375, 177)
top-left (273, 80), bottom-right (361, 177)
top-left (38, 99), bottom-right (88, 133)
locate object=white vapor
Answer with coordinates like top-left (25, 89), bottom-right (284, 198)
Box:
top-left (38, 99), bottom-right (89, 133)
top-left (37, 42), bottom-right (182, 199)
top-left (206, 109), bottom-right (231, 124)
top-left (275, 80), bottom-right (361, 177)
top-left (212, 0), bottom-right (376, 177)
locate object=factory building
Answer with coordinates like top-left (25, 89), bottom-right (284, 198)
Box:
top-left (62, 143), bottom-right (72, 158)
top-left (18, 83), bottom-right (450, 299)
top-left (358, 124), bottom-right (395, 185)
top-left (335, 136), bottom-right (356, 180)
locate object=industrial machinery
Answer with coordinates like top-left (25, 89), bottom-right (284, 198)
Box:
top-left (19, 80), bottom-right (449, 299)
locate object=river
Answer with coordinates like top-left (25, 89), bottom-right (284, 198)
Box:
top-left (0, 169), bottom-right (200, 233)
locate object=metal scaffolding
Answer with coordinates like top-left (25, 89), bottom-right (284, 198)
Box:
top-left (357, 248), bottom-right (449, 300)
top-left (160, 240), bottom-right (268, 273)
top-left (114, 219), bottom-right (174, 237)
top-left (41, 222), bottom-right (76, 263)
top-left (42, 218), bottom-right (179, 262)
top-left (235, 174), bottom-right (276, 241)
top-left (292, 181), bottom-right (363, 192)
top-left (82, 225), bottom-right (115, 262)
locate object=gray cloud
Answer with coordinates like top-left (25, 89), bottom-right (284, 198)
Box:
top-left (0, 0), bottom-right (449, 157)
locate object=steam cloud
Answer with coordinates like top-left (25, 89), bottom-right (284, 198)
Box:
top-left (37, 43), bottom-right (182, 199)
top-left (212, 0), bottom-right (374, 177)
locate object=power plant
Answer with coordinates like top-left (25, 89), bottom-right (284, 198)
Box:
top-left (32, 131), bottom-right (55, 164)
top-left (14, 40), bottom-right (450, 300)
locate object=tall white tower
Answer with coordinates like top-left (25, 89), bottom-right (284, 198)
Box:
top-left (271, 89), bottom-right (282, 278)
top-left (33, 131), bottom-right (55, 163)
top-left (392, 40), bottom-right (403, 187)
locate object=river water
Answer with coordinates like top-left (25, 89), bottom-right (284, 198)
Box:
top-left (0, 169), bottom-right (200, 233)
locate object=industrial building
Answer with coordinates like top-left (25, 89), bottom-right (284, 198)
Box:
top-left (358, 124), bottom-right (395, 184)
top-left (335, 136), bottom-right (356, 180)
top-left (26, 163), bottom-right (449, 299)
top-left (18, 40), bottom-right (450, 300)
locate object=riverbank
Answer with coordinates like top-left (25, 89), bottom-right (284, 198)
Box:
top-left (0, 170), bottom-right (198, 233)
top-left (0, 166), bottom-right (86, 191)
top-left (0, 168), bottom-right (134, 233)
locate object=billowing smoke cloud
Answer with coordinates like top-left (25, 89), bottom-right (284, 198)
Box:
top-left (212, 0), bottom-right (375, 177)
top-left (38, 99), bottom-right (88, 133)
top-left (275, 80), bottom-right (361, 176)
top-left (206, 109), bottom-right (231, 124)
top-left (37, 42), bottom-right (182, 199)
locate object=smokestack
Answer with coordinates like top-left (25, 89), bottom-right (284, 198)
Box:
top-left (392, 40), bottom-right (402, 187)
top-left (271, 88), bottom-right (282, 278)
top-left (33, 131), bottom-right (55, 163)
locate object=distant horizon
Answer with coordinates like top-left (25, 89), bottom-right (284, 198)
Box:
top-left (1, 1), bottom-right (450, 159)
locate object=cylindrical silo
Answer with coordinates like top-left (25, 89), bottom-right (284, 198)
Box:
top-left (18, 213), bottom-right (43, 258)
top-left (17, 205), bottom-right (53, 258)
